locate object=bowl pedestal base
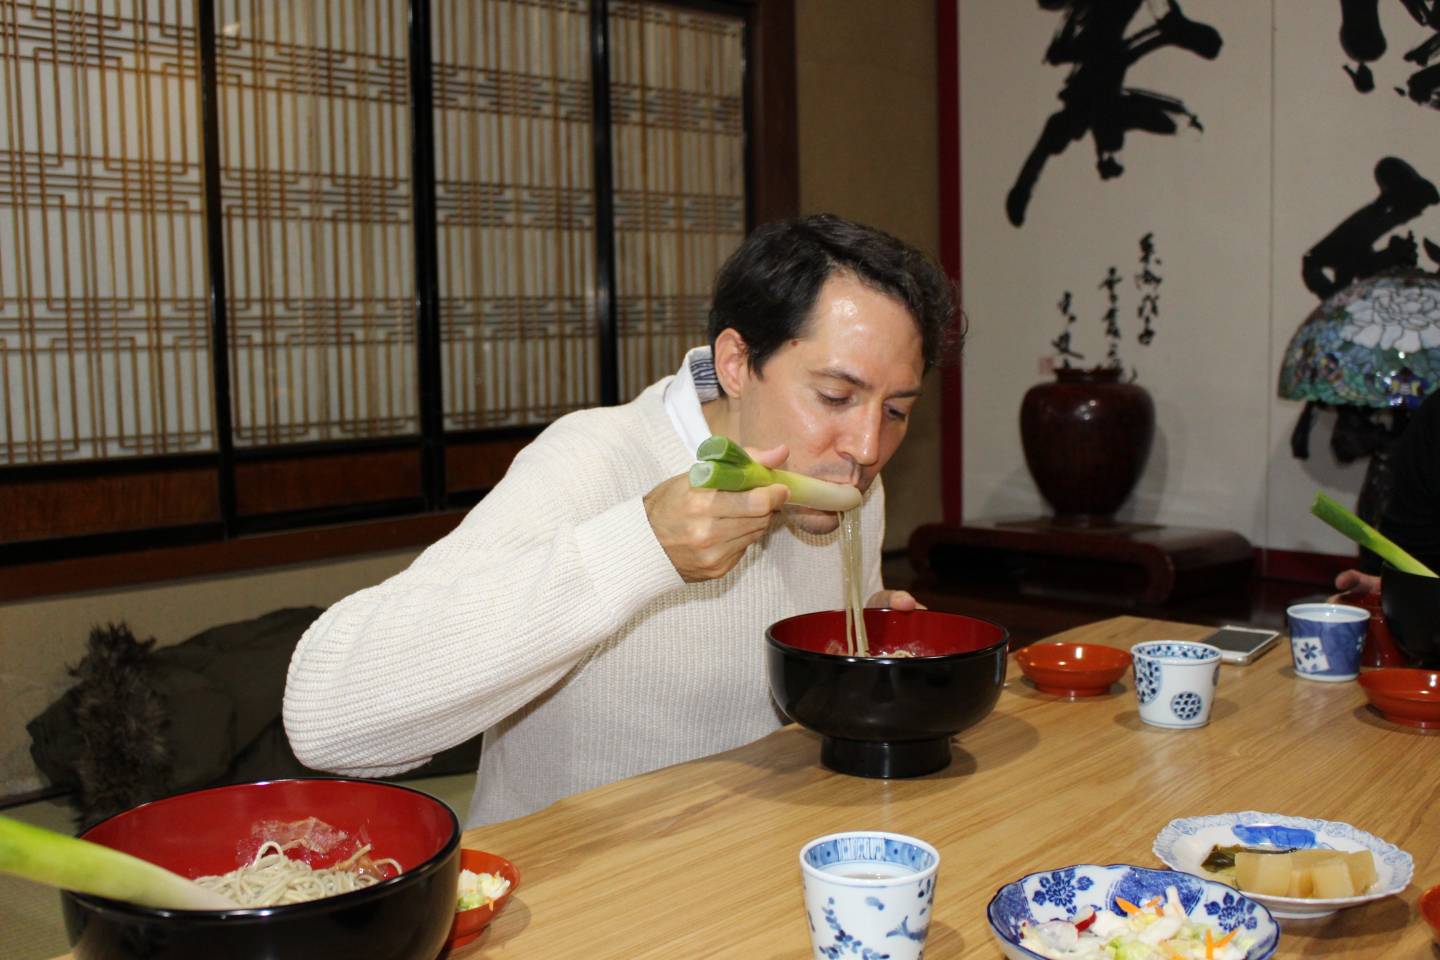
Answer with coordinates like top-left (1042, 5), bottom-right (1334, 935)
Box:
top-left (821, 736), bottom-right (951, 778)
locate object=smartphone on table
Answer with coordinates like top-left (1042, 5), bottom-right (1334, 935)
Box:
top-left (1200, 625), bottom-right (1281, 664)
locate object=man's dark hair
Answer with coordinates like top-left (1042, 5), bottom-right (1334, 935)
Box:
top-left (706, 214), bottom-right (959, 383)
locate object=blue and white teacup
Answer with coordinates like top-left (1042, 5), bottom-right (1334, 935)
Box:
top-left (1129, 641), bottom-right (1222, 729)
top-left (799, 831), bottom-right (939, 960)
top-left (1286, 603), bottom-right (1369, 682)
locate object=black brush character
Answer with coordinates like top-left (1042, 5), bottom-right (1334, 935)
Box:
top-left (1006, 0), bottom-right (1222, 227)
top-left (1339, 0), bottom-right (1440, 106)
top-left (1301, 156), bottom-right (1439, 300)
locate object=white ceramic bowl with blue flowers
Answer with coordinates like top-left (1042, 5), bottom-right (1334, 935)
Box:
top-left (986, 864), bottom-right (1279, 960)
top-left (1153, 811), bottom-right (1414, 919)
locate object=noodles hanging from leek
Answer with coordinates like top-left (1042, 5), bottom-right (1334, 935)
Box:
top-left (840, 507), bottom-right (913, 658)
top-left (841, 508), bottom-right (870, 656)
top-left (194, 838), bottom-right (402, 907)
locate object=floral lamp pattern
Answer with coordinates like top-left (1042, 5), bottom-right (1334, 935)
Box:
top-left (1279, 271), bottom-right (1440, 408)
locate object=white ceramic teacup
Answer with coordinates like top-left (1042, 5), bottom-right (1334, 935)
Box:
top-left (1130, 640), bottom-right (1222, 729)
top-left (799, 831), bottom-right (939, 960)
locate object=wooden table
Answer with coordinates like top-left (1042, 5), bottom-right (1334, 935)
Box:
top-left (47, 617), bottom-right (1440, 958)
top-left (452, 616), bottom-right (1438, 958)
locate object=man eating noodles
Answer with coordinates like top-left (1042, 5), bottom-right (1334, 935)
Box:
top-left (283, 214), bottom-right (958, 826)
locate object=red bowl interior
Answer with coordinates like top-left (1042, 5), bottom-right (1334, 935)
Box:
top-left (80, 779), bottom-right (457, 880)
top-left (768, 608), bottom-right (1007, 658)
top-left (1357, 669), bottom-right (1440, 728)
top-left (1421, 884), bottom-right (1440, 943)
top-left (1016, 642), bottom-right (1132, 694)
top-left (446, 850), bottom-right (521, 949)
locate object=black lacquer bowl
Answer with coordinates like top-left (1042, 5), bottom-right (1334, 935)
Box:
top-left (1382, 565), bottom-right (1440, 667)
top-left (62, 778), bottom-right (460, 960)
top-left (766, 609), bottom-right (1009, 778)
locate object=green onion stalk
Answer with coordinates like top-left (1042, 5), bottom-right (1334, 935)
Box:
top-left (688, 436), bottom-right (862, 512)
top-left (0, 815), bottom-right (239, 910)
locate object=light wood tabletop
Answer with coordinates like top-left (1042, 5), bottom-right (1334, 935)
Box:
top-left (45, 616), bottom-right (1440, 958)
top-left (448, 616), bottom-right (1438, 958)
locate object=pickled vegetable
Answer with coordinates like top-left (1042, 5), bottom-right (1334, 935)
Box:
top-left (1231, 848), bottom-right (1376, 899)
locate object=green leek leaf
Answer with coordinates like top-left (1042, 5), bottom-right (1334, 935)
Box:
top-left (1310, 492), bottom-right (1437, 577)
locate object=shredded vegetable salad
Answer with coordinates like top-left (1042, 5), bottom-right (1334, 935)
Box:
top-left (456, 868), bottom-right (511, 912)
top-left (1018, 886), bottom-right (1255, 960)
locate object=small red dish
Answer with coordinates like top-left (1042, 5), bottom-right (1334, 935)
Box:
top-left (446, 849), bottom-right (520, 950)
top-left (1421, 883), bottom-right (1440, 944)
top-left (1015, 642), bottom-right (1132, 697)
top-left (1357, 668), bottom-right (1440, 729)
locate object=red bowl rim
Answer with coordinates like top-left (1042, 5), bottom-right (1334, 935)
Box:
top-left (1361, 691), bottom-right (1440, 717)
top-left (1357, 668), bottom-right (1440, 699)
top-left (1420, 883), bottom-right (1440, 926)
top-left (67, 778), bottom-right (461, 920)
top-left (1015, 642), bottom-right (1133, 672)
top-left (1356, 680), bottom-right (1440, 728)
top-left (455, 849), bottom-right (521, 906)
top-left (765, 608), bottom-right (1010, 663)
top-left (446, 849), bottom-right (520, 947)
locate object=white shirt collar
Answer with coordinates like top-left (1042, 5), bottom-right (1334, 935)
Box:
top-left (663, 346), bottom-right (721, 457)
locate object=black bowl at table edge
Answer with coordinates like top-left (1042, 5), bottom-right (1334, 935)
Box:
top-left (63, 847), bottom-right (460, 960)
top-left (60, 787), bottom-right (461, 960)
top-left (1381, 564), bottom-right (1440, 668)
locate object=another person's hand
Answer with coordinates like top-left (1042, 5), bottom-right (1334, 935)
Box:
top-left (865, 589), bottom-right (926, 611)
top-left (644, 444), bottom-right (790, 582)
top-left (1330, 568), bottom-right (1380, 602)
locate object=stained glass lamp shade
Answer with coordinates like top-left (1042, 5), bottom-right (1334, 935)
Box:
top-left (1280, 271), bottom-right (1440, 409)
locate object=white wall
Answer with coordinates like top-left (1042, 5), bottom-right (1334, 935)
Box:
top-left (958, 2), bottom-right (1440, 554)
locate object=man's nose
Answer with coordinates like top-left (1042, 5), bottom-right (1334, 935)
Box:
top-left (839, 407), bottom-right (883, 468)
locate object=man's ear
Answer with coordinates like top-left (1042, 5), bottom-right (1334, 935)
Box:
top-left (712, 328), bottom-right (751, 397)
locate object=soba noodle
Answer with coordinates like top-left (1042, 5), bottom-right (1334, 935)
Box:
top-left (839, 507), bottom-right (913, 658)
top-left (840, 508), bottom-right (870, 657)
top-left (194, 840), bottom-right (402, 907)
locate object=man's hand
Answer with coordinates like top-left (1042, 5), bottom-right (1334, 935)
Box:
top-left (645, 444), bottom-right (790, 582)
top-left (866, 589), bottom-right (926, 611)
top-left (1330, 568), bottom-right (1380, 602)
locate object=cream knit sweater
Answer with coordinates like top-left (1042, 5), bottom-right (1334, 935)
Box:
top-left (283, 376), bottom-right (885, 826)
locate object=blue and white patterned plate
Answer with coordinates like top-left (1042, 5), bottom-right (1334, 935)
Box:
top-left (1153, 812), bottom-right (1414, 919)
top-left (986, 864), bottom-right (1279, 960)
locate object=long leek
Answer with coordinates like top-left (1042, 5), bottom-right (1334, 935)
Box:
top-left (1310, 492), bottom-right (1437, 577)
top-left (0, 815), bottom-right (240, 910)
top-left (689, 436), bottom-right (862, 512)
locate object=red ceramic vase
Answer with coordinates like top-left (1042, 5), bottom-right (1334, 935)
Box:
top-left (1020, 366), bottom-right (1155, 527)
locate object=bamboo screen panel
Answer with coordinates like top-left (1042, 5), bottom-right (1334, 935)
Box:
top-left (432, 0), bottom-right (596, 430)
top-left (215, 0), bottom-right (416, 447)
top-left (0, 1), bottom-right (212, 465)
top-left (610, 1), bottom-right (745, 400)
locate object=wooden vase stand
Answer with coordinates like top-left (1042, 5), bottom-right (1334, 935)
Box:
top-left (908, 517), bottom-right (1254, 608)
